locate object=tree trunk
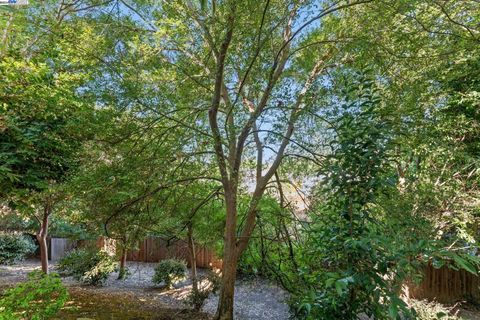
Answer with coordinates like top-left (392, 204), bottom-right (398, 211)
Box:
top-left (37, 212), bottom-right (49, 274)
top-left (187, 223), bottom-right (198, 294)
top-left (215, 246), bottom-right (238, 320)
top-left (118, 247), bottom-right (128, 280)
top-left (215, 195), bottom-right (238, 320)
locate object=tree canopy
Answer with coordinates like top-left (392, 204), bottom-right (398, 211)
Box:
top-left (0, 1), bottom-right (479, 319)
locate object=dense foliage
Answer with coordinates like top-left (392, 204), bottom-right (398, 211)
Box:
top-left (0, 1), bottom-right (478, 319)
top-left (0, 232), bottom-right (36, 264)
top-left (58, 249), bottom-right (118, 286)
top-left (152, 259), bottom-right (188, 289)
top-left (0, 271), bottom-right (68, 320)
top-left (0, 60), bottom-right (85, 195)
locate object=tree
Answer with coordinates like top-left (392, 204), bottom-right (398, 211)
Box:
top-left (0, 47), bottom-right (87, 273)
top-left (283, 2), bottom-right (480, 317)
top-left (0, 0), bottom-right (116, 272)
top-left (124, 1), bottom-right (375, 317)
top-left (2, 0), bottom-right (478, 316)
top-left (70, 114), bottom-right (170, 278)
top-left (160, 180), bottom-right (224, 305)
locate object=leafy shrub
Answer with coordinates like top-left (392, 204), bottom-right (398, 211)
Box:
top-left (118, 266), bottom-right (131, 280)
top-left (409, 299), bottom-right (461, 320)
top-left (152, 259), bottom-right (187, 288)
top-left (58, 248), bottom-right (118, 286)
top-left (0, 270), bottom-right (68, 320)
top-left (0, 232), bottom-right (36, 264)
top-left (187, 286), bottom-right (210, 311)
top-left (205, 269), bottom-right (221, 293)
top-left (187, 270), bottom-right (221, 310)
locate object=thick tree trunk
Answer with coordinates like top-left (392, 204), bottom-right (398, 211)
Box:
top-left (215, 196), bottom-right (238, 320)
top-left (215, 245), bottom-right (238, 320)
top-left (37, 213), bottom-right (49, 274)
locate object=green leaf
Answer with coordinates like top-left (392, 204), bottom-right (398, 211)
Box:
top-left (453, 255), bottom-right (477, 275)
top-left (388, 303), bottom-right (398, 319)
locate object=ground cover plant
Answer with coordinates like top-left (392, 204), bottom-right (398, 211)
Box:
top-left (0, 271), bottom-right (68, 320)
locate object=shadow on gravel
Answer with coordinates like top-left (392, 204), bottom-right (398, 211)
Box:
top-left (55, 287), bottom-right (210, 320)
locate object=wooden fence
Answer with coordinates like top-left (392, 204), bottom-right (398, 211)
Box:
top-left (43, 236), bottom-right (222, 269)
top-left (40, 238), bottom-right (480, 303)
top-left (49, 238), bottom-right (77, 261)
top-left (45, 237), bottom-right (97, 261)
top-left (126, 237), bottom-right (222, 269)
top-left (406, 264), bottom-right (480, 303)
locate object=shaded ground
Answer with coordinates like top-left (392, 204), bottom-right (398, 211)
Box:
top-left (55, 288), bottom-right (209, 320)
top-left (104, 261), bottom-right (290, 319)
top-left (0, 260), bottom-right (290, 320)
top-left (7, 260), bottom-right (478, 320)
top-left (0, 260), bottom-right (38, 287)
top-left (0, 261), bottom-right (208, 319)
top-left (459, 307), bottom-right (480, 320)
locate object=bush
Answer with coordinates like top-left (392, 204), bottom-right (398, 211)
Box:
top-left (118, 266), bottom-right (131, 280)
top-left (152, 259), bottom-right (187, 288)
top-left (0, 232), bottom-right (36, 264)
top-left (0, 270), bottom-right (68, 320)
top-left (58, 248), bottom-right (118, 286)
top-left (187, 270), bottom-right (221, 310)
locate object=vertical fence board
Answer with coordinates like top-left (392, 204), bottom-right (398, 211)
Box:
top-left (126, 236), bottom-right (222, 268)
top-left (407, 265), bottom-right (480, 303)
top-left (44, 236), bottom-right (222, 268)
top-left (49, 238), bottom-right (77, 261)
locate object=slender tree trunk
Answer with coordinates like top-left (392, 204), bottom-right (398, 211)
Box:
top-left (37, 212), bottom-right (49, 274)
top-left (1, 12), bottom-right (13, 56)
top-left (118, 247), bottom-right (128, 280)
top-left (187, 223), bottom-right (198, 294)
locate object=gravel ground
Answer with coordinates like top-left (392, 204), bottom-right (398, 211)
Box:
top-left (4, 261), bottom-right (480, 320)
top-left (202, 277), bottom-right (290, 320)
top-left (0, 259), bottom-right (290, 320)
top-left (0, 260), bottom-right (38, 286)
